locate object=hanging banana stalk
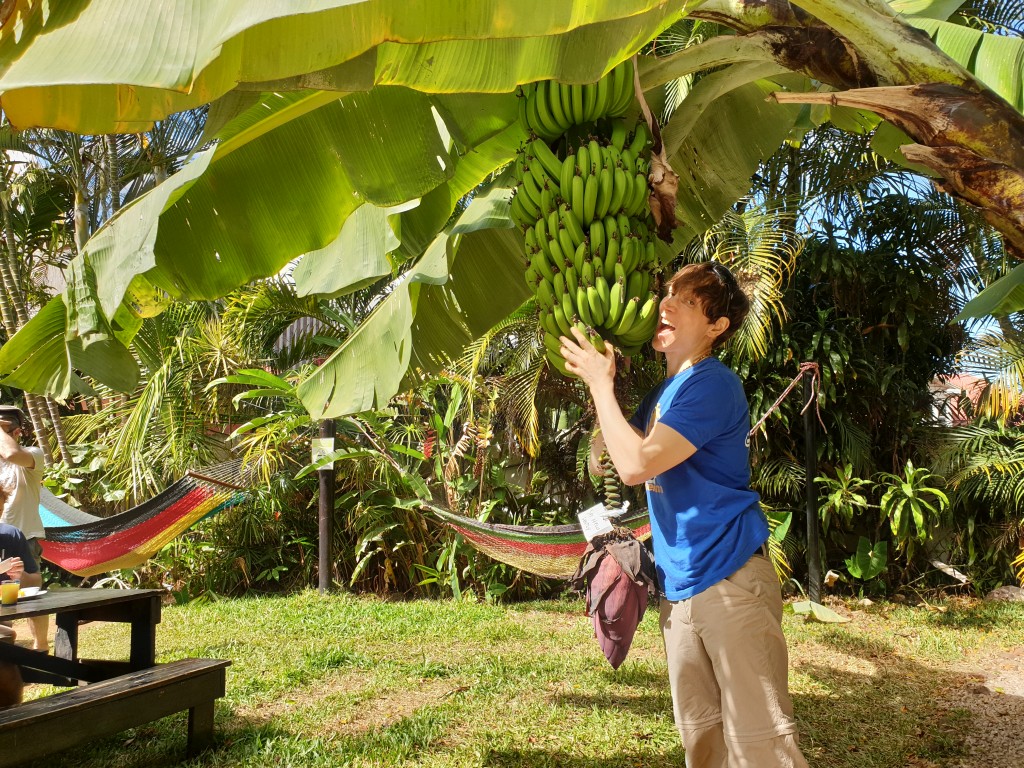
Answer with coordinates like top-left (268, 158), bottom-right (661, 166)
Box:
top-left (507, 61), bottom-right (667, 377)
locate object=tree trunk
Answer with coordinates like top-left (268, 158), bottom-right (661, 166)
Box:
top-left (0, 150), bottom-right (61, 464)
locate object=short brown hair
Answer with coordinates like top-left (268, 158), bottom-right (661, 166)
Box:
top-left (666, 261), bottom-right (750, 348)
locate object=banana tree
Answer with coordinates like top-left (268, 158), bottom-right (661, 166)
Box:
top-left (0, 0), bottom-right (1021, 421)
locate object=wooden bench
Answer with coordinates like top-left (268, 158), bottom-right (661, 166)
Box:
top-left (0, 658), bottom-right (230, 767)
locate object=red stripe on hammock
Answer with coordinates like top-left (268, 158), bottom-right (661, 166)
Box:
top-left (40, 486), bottom-right (216, 572)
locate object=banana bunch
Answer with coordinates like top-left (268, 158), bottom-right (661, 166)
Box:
top-left (507, 65), bottom-right (663, 377)
top-left (519, 61), bottom-right (635, 141)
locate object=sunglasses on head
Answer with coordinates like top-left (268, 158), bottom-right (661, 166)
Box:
top-left (707, 262), bottom-right (737, 314)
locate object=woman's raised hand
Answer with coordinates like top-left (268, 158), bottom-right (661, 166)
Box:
top-left (560, 327), bottom-right (616, 391)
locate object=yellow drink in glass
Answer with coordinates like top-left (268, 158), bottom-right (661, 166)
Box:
top-left (0, 581), bottom-right (19, 605)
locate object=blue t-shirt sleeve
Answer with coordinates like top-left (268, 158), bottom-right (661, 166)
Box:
top-left (657, 368), bottom-right (735, 449)
top-left (628, 387), bottom-right (657, 433)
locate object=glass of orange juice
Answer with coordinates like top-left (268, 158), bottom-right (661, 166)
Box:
top-left (0, 581), bottom-right (19, 605)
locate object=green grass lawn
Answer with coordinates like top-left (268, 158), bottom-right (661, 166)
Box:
top-left (22, 592), bottom-right (1024, 768)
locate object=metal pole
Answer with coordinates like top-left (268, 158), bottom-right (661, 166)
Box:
top-left (803, 375), bottom-right (821, 604)
top-left (318, 419), bottom-right (336, 593)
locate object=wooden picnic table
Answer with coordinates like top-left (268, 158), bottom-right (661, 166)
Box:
top-left (0, 587), bottom-right (161, 686)
top-left (0, 586), bottom-right (229, 765)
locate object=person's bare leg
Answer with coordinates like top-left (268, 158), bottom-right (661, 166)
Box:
top-left (29, 616), bottom-right (49, 652)
top-left (19, 572), bottom-right (48, 652)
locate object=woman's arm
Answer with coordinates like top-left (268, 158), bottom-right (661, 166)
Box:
top-left (562, 329), bottom-right (697, 486)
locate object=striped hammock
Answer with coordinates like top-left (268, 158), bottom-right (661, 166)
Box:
top-left (39, 462), bottom-right (246, 577)
top-left (424, 503), bottom-right (651, 579)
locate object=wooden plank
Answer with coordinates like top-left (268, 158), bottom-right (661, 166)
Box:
top-left (0, 659), bottom-right (229, 767)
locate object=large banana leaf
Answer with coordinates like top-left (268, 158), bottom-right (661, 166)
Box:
top-left (956, 263), bottom-right (1024, 320)
top-left (296, 189), bottom-right (529, 418)
top-left (904, 16), bottom-right (1024, 111)
top-left (0, 0), bottom-right (687, 132)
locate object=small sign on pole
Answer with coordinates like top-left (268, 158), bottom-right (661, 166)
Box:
top-left (311, 437), bottom-right (335, 469)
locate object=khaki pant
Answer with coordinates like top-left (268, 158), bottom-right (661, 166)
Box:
top-left (660, 554), bottom-right (809, 768)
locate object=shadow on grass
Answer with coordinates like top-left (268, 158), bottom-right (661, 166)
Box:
top-left (791, 626), bottom-right (999, 768)
top-left (481, 745), bottom-right (686, 767)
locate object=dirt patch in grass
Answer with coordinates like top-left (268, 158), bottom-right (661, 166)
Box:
top-left (232, 670), bottom-right (461, 736)
top-left (937, 646), bottom-right (1024, 768)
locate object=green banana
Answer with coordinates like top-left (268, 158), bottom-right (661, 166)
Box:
top-left (606, 277), bottom-right (625, 328)
top-left (609, 166), bottom-right (628, 216)
top-left (589, 219), bottom-right (605, 259)
top-left (534, 216), bottom-right (549, 256)
top-left (546, 348), bottom-right (572, 376)
top-left (516, 181), bottom-right (541, 221)
top-left (616, 213), bottom-right (631, 241)
top-left (527, 155), bottom-right (552, 195)
top-left (536, 278), bottom-right (556, 310)
top-left (531, 248), bottom-right (556, 283)
top-left (604, 145), bottom-right (622, 174)
top-left (619, 148), bottom-right (636, 177)
top-left (611, 61), bottom-right (635, 115)
top-left (547, 81), bottom-right (569, 133)
top-left (560, 285), bottom-right (576, 325)
top-left (539, 309), bottom-right (559, 338)
top-left (576, 285), bottom-right (594, 325)
top-left (526, 89), bottom-right (555, 139)
top-left (533, 85), bottom-right (561, 139)
top-left (573, 241), bottom-right (587, 273)
top-left (626, 268), bottom-right (646, 302)
top-left (521, 171), bottom-right (544, 215)
top-left (628, 172), bottom-right (649, 217)
top-left (608, 68), bottom-right (627, 120)
top-left (595, 274), bottom-right (610, 313)
top-left (582, 82), bottom-right (597, 122)
top-left (552, 302), bottom-right (573, 336)
top-left (570, 173), bottom-right (586, 226)
top-left (524, 263), bottom-right (540, 287)
top-left (543, 331), bottom-right (563, 355)
top-left (560, 154), bottom-right (576, 202)
top-left (595, 166), bottom-right (613, 220)
top-left (576, 145), bottom-right (591, 179)
top-left (587, 328), bottom-right (607, 355)
top-left (560, 81), bottom-right (574, 127)
top-left (547, 233), bottom-right (568, 272)
top-left (613, 259), bottom-right (626, 286)
top-left (510, 191), bottom-right (532, 229)
top-left (517, 87), bottom-right (530, 129)
top-left (531, 138), bottom-right (563, 184)
top-left (603, 230), bottom-right (619, 281)
top-left (560, 203), bottom-right (585, 249)
top-left (587, 284), bottom-right (605, 326)
top-left (558, 226), bottom-right (576, 267)
top-left (627, 121), bottom-right (651, 157)
top-left (570, 84), bottom-right (584, 123)
top-left (548, 209), bottom-right (561, 244)
top-left (587, 140), bottom-right (602, 177)
top-left (620, 236), bottom-right (636, 275)
top-left (565, 265), bottom-right (579, 297)
top-left (612, 296), bottom-right (640, 338)
top-left (619, 307), bottom-right (659, 346)
top-left (593, 75), bottom-right (610, 121)
top-left (583, 173), bottom-right (599, 224)
top-left (581, 258), bottom-right (595, 287)
top-left (552, 270), bottom-right (566, 303)
top-left (540, 181), bottom-right (556, 217)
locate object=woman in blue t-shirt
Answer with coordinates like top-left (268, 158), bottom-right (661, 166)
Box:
top-left (559, 262), bottom-right (808, 768)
